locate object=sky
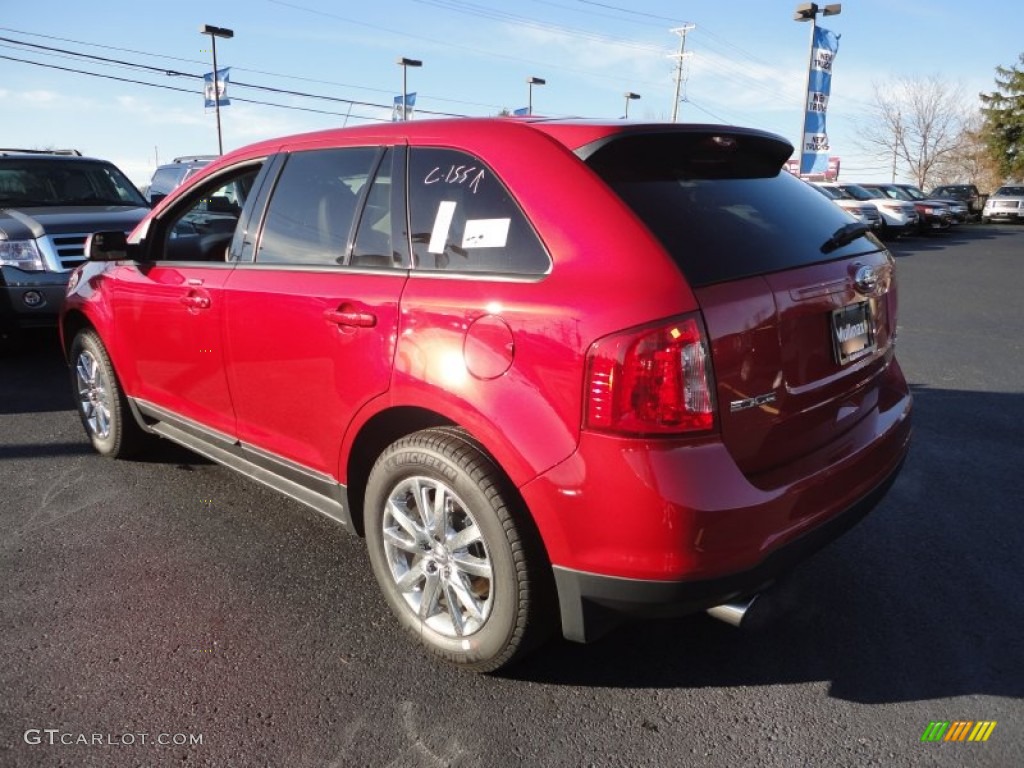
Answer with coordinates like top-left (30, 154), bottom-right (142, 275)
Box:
top-left (2, 0), bottom-right (1021, 188)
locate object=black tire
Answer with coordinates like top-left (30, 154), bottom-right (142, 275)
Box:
top-left (70, 330), bottom-right (148, 458)
top-left (364, 428), bottom-right (551, 672)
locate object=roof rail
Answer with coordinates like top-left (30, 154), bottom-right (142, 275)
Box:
top-left (0, 148), bottom-right (83, 156)
top-left (171, 155), bottom-right (217, 164)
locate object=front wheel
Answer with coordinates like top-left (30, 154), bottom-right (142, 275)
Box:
top-left (364, 429), bottom-right (551, 672)
top-left (70, 330), bottom-right (148, 458)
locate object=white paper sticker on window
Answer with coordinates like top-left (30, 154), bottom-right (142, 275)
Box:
top-left (462, 218), bottom-right (510, 249)
top-left (428, 201), bottom-right (457, 254)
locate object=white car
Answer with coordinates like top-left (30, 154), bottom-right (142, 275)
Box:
top-left (826, 183), bottom-right (919, 237)
top-left (981, 185), bottom-right (1024, 223)
top-left (809, 182), bottom-right (883, 230)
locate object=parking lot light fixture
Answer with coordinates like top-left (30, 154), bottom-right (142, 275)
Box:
top-left (200, 24), bottom-right (234, 155)
top-left (623, 91), bottom-right (641, 118)
top-left (397, 57), bottom-right (422, 121)
top-left (527, 76), bottom-right (546, 116)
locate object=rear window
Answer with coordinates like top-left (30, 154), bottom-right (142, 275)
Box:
top-left (584, 132), bottom-right (878, 287)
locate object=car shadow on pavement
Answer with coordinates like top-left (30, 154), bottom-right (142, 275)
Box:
top-left (1, 329), bottom-right (211, 466)
top-left (508, 384), bottom-right (1024, 705)
top-left (888, 223), bottom-right (1018, 256)
top-left (0, 329), bottom-right (73, 415)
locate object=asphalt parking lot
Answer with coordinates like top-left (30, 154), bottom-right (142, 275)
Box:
top-left (1, 224), bottom-right (1021, 767)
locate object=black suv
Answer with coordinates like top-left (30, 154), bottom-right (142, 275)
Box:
top-left (0, 149), bottom-right (148, 343)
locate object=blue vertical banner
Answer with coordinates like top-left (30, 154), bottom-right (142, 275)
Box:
top-left (800, 27), bottom-right (839, 175)
top-left (392, 93), bottom-right (416, 121)
top-left (203, 68), bottom-right (231, 108)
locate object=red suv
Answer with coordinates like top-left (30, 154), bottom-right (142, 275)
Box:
top-left (61, 119), bottom-right (912, 671)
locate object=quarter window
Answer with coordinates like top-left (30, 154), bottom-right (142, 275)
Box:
top-left (408, 148), bottom-right (549, 276)
top-left (350, 149), bottom-right (399, 269)
top-left (256, 148), bottom-right (377, 266)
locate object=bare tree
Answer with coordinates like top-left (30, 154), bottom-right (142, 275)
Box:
top-left (930, 114), bottom-right (1003, 192)
top-left (856, 75), bottom-right (969, 189)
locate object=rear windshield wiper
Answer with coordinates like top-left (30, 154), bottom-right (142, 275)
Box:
top-left (820, 221), bottom-right (869, 254)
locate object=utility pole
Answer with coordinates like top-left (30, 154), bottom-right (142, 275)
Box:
top-left (891, 112), bottom-right (902, 183)
top-left (669, 24), bottom-right (695, 123)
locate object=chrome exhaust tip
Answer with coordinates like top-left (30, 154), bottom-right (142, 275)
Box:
top-left (705, 595), bottom-right (759, 628)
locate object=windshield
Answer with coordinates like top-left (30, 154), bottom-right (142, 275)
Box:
top-left (872, 185), bottom-right (912, 201)
top-left (995, 186), bottom-right (1024, 196)
top-left (900, 186), bottom-right (926, 200)
top-left (837, 183), bottom-right (875, 201)
top-left (0, 159), bottom-right (147, 207)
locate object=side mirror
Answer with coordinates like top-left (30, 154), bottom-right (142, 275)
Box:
top-left (149, 193), bottom-right (167, 207)
top-left (85, 230), bottom-right (131, 261)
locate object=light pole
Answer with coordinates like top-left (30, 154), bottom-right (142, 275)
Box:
top-left (397, 57), bottom-right (422, 121)
top-left (200, 24), bottom-right (233, 155)
top-left (526, 76), bottom-right (546, 116)
top-left (793, 4), bottom-right (840, 172)
top-left (623, 91), bottom-right (641, 119)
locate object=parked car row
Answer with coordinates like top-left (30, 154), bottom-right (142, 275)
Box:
top-left (809, 180), bottom-right (980, 238)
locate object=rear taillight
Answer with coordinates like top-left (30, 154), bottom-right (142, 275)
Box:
top-left (585, 314), bottom-right (715, 435)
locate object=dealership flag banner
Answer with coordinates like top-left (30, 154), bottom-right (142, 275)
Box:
top-left (800, 27), bottom-right (839, 175)
top-left (392, 93), bottom-right (416, 121)
top-left (203, 68), bottom-right (231, 108)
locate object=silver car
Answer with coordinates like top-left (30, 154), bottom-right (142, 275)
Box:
top-left (982, 185), bottom-right (1024, 224)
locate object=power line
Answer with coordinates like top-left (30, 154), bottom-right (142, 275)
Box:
top-left (0, 24), bottom-right (505, 112)
top-left (573, 0), bottom-right (682, 23)
top-left (0, 36), bottom-right (470, 118)
top-left (267, 0), bottom-right (676, 92)
top-left (0, 54), bottom-right (394, 122)
top-left (410, 0), bottom-right (666, 54)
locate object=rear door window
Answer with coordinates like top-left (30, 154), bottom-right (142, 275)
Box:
top-left (583, 132), bottom-right (879, 287)
top-left (256, 148), bottom-right (378, 266)
top-left (407, 148), bottom-right (550, 276)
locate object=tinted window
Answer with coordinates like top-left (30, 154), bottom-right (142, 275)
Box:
top-left (408, 148), bottom-right (550, 276)
top-left (149, 166), bottom-right (189, 196)
top-left (257, 148), bottom-right (377, 266)
top-left (585, 132), bottom-right (878, 287)
top-left (350, 149), bottom-right (399, 269)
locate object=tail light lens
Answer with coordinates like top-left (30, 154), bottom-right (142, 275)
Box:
top-left (585, 314), bottom-right (715, 435)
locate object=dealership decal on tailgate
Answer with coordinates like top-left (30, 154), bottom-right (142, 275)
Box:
top-left (832, 301), bottom-right (875, 365)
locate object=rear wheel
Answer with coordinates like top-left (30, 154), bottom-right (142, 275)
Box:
top-left (364, 428), bottom-right (551, 672)
top-left (70, 330), bottom-right (147, 458)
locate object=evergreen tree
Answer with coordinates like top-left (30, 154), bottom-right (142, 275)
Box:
top-left (980, 53), bottom-right (1024, 180)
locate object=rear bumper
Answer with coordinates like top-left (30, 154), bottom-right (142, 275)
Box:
top-left (551, 457), bottom-right (903, 642)
top-left (522, 360), bottom-right (912, 643)
top-left (983, 208), bottom-right (1023, 221)
top-left (0, 266), bottom-right (68, 332)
